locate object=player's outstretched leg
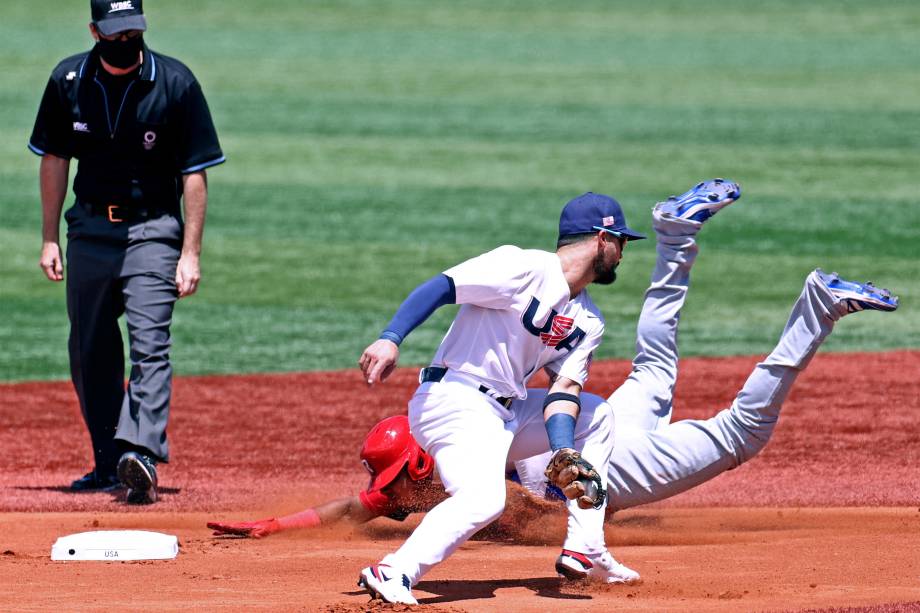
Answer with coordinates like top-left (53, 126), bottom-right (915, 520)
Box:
top-left (610, 178), bottom-right (741, 432)
top-left (604, 270), bottom-right (898, 511)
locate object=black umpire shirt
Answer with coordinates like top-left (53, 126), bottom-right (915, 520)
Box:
top-left (29, 43), bottom-right (224, 212)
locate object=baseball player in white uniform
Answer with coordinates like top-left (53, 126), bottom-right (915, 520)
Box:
top-left (513, 179), bottom-right (899, 511)
top-left (211, 182), bottom-right (898, 598)
top-left (357, 192), bottom-right (646, 604)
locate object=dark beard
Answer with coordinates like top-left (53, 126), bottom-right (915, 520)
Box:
top-left (593, 255), bottom-right (618, 285)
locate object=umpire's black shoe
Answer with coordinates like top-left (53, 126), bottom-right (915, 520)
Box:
top-left (117, 452), bottom-right (158, 505)
top-left (70, 469), bottom-right (121, 492)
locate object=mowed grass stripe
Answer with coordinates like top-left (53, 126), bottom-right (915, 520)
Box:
top-left (1, 0), bottom-right (917, 380)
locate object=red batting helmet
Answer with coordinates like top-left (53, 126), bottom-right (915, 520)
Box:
top-left (360, 415), bottom-right (434, 493)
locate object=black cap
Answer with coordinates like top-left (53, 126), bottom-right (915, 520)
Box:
top-left (91, 0), bottom-right (147, 36)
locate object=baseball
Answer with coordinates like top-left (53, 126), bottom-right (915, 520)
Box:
top-left (580, 478), bottom-right (597, 500)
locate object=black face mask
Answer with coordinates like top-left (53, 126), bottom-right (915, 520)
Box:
top-left (96, 35), bottom-right (143, 69)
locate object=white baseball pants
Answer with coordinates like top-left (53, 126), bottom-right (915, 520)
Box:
top-left (381, 370), bottom-right (614, 585)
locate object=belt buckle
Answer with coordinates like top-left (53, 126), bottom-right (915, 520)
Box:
top-left (107, 205), bottom-right (123, 223)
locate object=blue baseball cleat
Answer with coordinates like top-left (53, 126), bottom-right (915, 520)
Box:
top-left (657, 178), bottom-right (742, 223)
top-left (816, 269), bottom-right (899, 313)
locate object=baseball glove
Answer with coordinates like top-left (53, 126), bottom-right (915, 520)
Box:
top-left (544, 448), bottom-right (606, 510)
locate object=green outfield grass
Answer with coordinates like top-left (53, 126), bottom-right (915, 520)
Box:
top-left (1, 0), bottom-right (918, 381)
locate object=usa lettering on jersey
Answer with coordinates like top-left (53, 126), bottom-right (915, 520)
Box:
top-left (521, 297), bottom-right (586, 351)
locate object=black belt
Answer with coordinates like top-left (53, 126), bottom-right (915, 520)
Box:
top-left (80, 201), bottom-right (172, 223)
top-left (419, 366), bottom-right (514, 410)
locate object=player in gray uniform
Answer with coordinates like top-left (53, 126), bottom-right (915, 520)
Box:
top-left (514, 179), bottom-right (900, 510)
top-left (210, 180), bottom-right (898, 593)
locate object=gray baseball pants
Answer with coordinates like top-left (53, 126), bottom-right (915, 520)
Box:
top-left (604, 207), bottom-right (847, 510)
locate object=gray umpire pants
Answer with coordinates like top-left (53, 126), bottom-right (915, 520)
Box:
top-left (65, 202), bottom-right (181, 472)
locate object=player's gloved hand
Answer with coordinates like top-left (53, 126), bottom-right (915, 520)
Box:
top-left (207, 518), bottom-right (282, 539)
top-left (544, 448), bottom-right (606, 510)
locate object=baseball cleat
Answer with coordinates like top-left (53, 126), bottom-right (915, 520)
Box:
top-left (357, 564), bottom-right (418, 605)
top-left (117, 451), bottom-right (158, 505)
top-left (70, 469), bottom-right (121, 492)
top-left (555, 549), bottom-right (641, 585)
top-left (815, 269), bottom-right (899, 313)
top-left (656, 178), bottom-right (742, 223)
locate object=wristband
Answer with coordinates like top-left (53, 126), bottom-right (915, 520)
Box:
top-left (542, 392), bottom-right (581, 412)
top-left (379, 330), bottom-right (403, 345)
top-left (276, 508), bottom-right (321, 531)
top-left (545, 413), bottom-right (577, 451)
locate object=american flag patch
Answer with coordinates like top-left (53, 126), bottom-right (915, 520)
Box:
top-left (540, 315), bottom-right (575, 347)
top-left (602, 216), bottom-right (615, 226)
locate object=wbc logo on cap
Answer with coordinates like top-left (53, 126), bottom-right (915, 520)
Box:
top-left (602, 215), bottom-right (615, 227)
top-left (109, 1), bottom-right (135, 12)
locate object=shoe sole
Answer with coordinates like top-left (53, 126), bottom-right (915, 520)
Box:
top-left (604, 573), bottom-right (643, 586)
top-left (72, 483), bottom-right (122, 493)
top-left (118, 456), bottom-right (157, 504)
top-left (555, 559), bottom-right (589, 581)
top-left (835, 293), bottom-right (898, 312)
top-left (125, 488), bottom-right (157, 504)
top-left (676, 179), bottom-right (740, 202)
top-left (815, 270), bottom-right (898, 312)
top-left (676, 197), bottom-right (736, 220)
top-left (357, 575), bottom-right (381, 599)
top-left (556, 558), bottom-right (642, 585)
top-left (70, 480), bottom-right (122, 493)
top-left (672, 179), bottom-right (741, 221)
top-left (557, 568), bottom-right (642, 585)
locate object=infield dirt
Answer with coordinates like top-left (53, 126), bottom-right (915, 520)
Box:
top-left (2, 351), bottom-right (919, 611)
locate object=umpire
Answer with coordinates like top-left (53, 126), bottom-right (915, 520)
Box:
top-left (29, 0), bottom-right (225, 504)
